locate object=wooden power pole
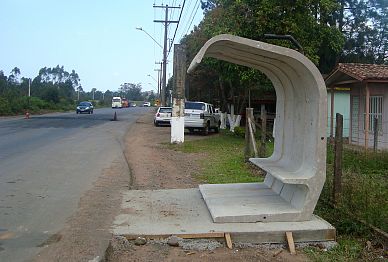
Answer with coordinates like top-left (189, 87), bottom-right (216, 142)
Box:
top-left (153, 4), bottom-right (180, 106)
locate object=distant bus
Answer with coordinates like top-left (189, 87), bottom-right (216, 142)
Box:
top-left (121, 98), bottom-right (129, 108)
top-left (112, 97), bottom-right (122, 108)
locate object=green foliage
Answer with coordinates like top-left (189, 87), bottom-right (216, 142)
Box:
top-left (182, 0), bottom-right (346, 108)
top-left (233, 126), bottom-right (245, 138)
top-left (305, 237), bottom-right (364, 262)
top-left (319, 144), bottom-right (388, 233)
top-left (183, 0), bottom-right (387, 104)
top-left (0, 66), bottom-right (81, 115)
top-left (0, 97), bottom-right (11, 115)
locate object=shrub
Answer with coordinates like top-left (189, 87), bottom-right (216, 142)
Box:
top-left (233, 126), bottom-right (245, 138)
top-left (0, 97), bottom-right (11, 115)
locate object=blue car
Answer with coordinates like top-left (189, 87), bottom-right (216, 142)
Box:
top-left (76, 101), bottom-right (94, 114)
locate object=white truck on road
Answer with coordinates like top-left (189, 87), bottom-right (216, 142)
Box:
top-left (112, 97), bottom-right (122, 108)
top-left (184, 101), bottom-right (220, 135)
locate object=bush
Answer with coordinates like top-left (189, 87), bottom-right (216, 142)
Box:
top-left (0, 97), bottom-right (11, 115)
top-left (233, 126), bottom-right (245, 138)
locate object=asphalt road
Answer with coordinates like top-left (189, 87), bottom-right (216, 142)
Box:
top-left (0, 107), bottom-right (151, 261)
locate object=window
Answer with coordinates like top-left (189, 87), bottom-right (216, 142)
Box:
top-left (364, 96), bottom-right (383, 132)
top-left (185, 102), bottom-right (205, 110)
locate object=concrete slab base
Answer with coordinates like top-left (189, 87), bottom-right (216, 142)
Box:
top-left (113, 188), bottom-right (335, 244)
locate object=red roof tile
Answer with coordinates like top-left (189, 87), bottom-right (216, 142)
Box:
top-left (336, 63), bottom-right (388, 81)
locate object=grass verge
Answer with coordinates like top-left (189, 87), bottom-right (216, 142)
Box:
top-left (168, 130), bottom-right (270, 184)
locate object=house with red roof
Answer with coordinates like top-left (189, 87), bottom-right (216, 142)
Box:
top-left (325, 63), bottom-right (388, 150)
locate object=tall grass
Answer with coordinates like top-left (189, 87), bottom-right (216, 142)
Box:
top-left (320, 144), bottom-right (388, 233)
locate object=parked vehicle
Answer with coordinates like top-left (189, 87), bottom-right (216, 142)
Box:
top-left (184, 101), bottom-right (220, 135)
top-left (154, 107), bottom-right (172, 126)
top-left (143, 102), bottom-right (151, 107)
top-left (76, 101), bottom-right (94, 114)
top-left (112, 97), bottom-right (122, 108)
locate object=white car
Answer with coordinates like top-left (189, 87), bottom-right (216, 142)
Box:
top-left (184, 101), bottom-right (220, 135)
top-left (143, 102), bottom-right (151, 107)
top-left (154, 107), bottom-right (172, 126)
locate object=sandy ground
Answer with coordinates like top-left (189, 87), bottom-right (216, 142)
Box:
top-left (106, 112), bottom-right (310, 262)
top-left (33, 157), bottom-right (130, 262)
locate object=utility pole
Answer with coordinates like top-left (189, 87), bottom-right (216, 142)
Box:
top-left (171, 44), bottom-right (186, 144)
top-left (153, 4), bottom-right (180, 106)
top-left (155, 61), bottom-right (162, 99)
top-left (28, 78), bottom-right (31, 97)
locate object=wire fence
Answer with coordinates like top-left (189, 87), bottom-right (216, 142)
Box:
top-left (328, 116), bottom-right (388, 149)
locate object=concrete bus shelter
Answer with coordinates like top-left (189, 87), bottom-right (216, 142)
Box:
top-left (113, 34), bottom-right (334, 245)
top-left (188, 34), bottom-right (327, 223)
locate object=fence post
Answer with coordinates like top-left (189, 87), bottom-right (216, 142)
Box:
top-left (373, 117), bottom-right (378, 152)
top-left (259, 104), bottom-right (267, 157)
top-left (333, 113), bottom-right (343, 206)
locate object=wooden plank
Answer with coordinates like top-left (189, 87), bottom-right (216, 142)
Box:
top-left (285, 231), bottom-right (296, 255)
top-left (178, 232), bottom-right (225, 239)
top-left (125, 232), bottom-right (225, 240)
top-left (225, 233), bottom-right (233, 249)
top-left (248, 118), bottom-right (258, 157)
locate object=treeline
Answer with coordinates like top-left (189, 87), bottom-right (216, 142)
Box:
top-left (0, 65), bottom-right (157, 116)
top-left (0, 66), bottom-right (81, 115)
top-left (180, 0), bottom-right (388, 112)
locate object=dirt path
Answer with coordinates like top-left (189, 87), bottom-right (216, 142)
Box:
top-left (125, 113), bottom-right (203, 190)
top-left (107, 111), bottom-right (309, 262)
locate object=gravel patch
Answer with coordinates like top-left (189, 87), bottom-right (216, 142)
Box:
top-left (150, 237), bottom-right (223, 251)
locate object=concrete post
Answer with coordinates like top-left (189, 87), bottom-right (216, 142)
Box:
top-left (171, 44), bottom-right (186, 144)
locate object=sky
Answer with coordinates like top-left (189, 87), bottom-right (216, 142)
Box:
top-left (0, 0), bottom-right (204, 93)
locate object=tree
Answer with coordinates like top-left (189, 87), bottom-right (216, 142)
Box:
top-left (336, 0), bottom-right (388, 64)
top-left (119, 83), bottom-right (143, 101)
top-left (9, 67), bottom-right (21, 84)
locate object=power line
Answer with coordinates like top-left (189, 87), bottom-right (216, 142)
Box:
top-left (177, 0), bottom-right (194, 40)
top-left (184, 0), bottom-right (200, 36)
top-left (167, 0), bottom-right (187, 55)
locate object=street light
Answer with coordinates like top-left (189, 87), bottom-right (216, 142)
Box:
top-left (148, 82), bottom-right (157, 91)
top-left (147, 74), bottom-right (158, 83)
top-left (135, 27), bottom-right (163, 49)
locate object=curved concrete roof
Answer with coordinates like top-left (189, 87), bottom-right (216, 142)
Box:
top-left (188, 34), bottom-right (327, 221)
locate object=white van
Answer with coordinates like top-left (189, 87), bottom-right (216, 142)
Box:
top-left (112, 97), bottom-right (122, 108)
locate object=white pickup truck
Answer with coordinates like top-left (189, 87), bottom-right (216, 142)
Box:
top-left (184, 101), bottom-right (221, 135)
